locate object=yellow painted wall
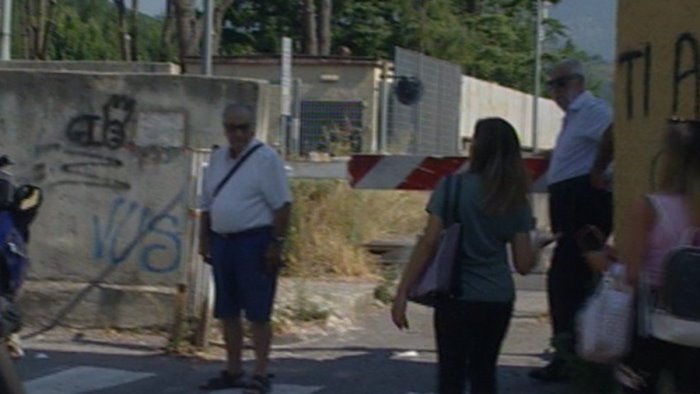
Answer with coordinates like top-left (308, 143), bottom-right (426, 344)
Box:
top-left (615, 0), bottom-right (700, 249)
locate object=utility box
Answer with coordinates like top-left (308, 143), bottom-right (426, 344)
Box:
top-left (615, 0), bottom-right (700, 249)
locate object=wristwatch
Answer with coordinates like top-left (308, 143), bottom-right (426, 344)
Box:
top-left (272, 236), bottom-right (286, 244)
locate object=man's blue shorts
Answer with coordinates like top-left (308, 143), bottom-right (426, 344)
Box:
top-left (210, 229), bottom-right (277, 322)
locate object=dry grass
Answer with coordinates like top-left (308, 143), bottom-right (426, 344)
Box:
top-left (283, 179), bottom-right (428, 278)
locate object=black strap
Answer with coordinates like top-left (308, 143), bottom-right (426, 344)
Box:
top-left (442, 174), bottom-right (462, 226)
top-left (213, 144), bottom-right (263, 199)
top-left (443, 174), bottom-right (463, 298)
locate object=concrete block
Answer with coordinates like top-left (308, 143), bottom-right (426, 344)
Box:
top-left (18, 281), bottom-right (176, 329)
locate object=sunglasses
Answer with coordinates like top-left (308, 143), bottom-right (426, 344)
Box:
top-left (546, 74), bottom-right (581, 89)
top-left (224, 123), bottom-right (251, 132)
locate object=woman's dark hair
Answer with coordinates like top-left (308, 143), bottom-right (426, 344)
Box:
top-left (658, 119), bottom-right (700, 220)
top-left (469, 117), bottom-right (530, 214)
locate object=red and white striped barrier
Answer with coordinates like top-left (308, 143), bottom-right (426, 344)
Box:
top-left (348, 155), bottom-right (549, 192)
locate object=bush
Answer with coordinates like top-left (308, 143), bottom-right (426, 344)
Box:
top-left (283, 179), bottom-right (428, 278)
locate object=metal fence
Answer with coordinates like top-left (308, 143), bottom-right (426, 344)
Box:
top-left (386, 47), bottom-right (462, 155)
top-left (185, 149), bottom-right (214, 347)
top-left (299, 100), bottom-right (364, 156)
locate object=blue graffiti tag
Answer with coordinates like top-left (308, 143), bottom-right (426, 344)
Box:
top-left (92, 191), bottom-right (184, 273)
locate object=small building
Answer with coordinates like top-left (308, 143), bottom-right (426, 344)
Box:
top-left (186, 55), bottom-right (389, 155)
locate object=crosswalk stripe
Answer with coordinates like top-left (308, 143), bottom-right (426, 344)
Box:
top-left (24, 366), bottom-right (155, 394)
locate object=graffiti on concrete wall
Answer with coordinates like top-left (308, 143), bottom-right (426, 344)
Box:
top-left (65, 95), bottom-right (135, 149)
top-left (92, 190), bottom-right (184, 274)
top-left (32, 94), bottom-right (187, 191)
top-left (618, 31), bottom-right (700, 190)
top-left (618, 32), bottom-right (700, 119)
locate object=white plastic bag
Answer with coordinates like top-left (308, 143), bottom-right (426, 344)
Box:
top-left (577, 264), bottom-right (634, 364)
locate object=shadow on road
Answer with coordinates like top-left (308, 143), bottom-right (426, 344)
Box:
top-left (15, 345), bottom-right (572, 394)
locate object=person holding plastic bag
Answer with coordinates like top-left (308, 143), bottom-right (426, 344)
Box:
top-left (391, 118), bottom-right (549, 394)
top-left (616, 119), bottom-right (700, 394)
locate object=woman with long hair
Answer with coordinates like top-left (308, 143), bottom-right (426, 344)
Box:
top-left (391, 117), bottom-right (542, 394)
top-left (617, 119), bottom-right (700, 394)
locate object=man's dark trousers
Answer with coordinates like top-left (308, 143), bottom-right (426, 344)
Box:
top-left (547, 175), bottom-right (612, 354)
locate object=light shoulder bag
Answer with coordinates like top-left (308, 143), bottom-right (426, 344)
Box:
top-left (576, 263), bottom-right (634, 363)
top-left (408, 175), bottom-right (462, 307)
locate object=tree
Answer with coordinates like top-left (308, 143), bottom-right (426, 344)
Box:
top-left (172, 0), bottom-right (235, 71)
top-left (319, 0), bottom-right (332, 55)
top-left (219, 0), bottom-right (304, 56)
top-left (159, 0), bottom-right (176, 61)
top-left (12, 0), bottom-right (171, 62)
top-left (113, 0), bottom-right (131, 60)
top-left (23, 0), bottom-right (57, 60)
top-left (129, 0), bottom-right (139, 61)
top-left (303, 0), bottom-right (318, 55)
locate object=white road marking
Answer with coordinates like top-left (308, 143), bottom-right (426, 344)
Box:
top-left (392, 350), bottom-right (420, 359)
top-left (210, 384), bottom-right (323, 394)
top-left (24, 366), bottom-right (155, 394)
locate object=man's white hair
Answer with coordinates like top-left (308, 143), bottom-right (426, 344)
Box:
top-left (223, 103), bottom-right (255, 121)
top-left (551, 58), bottom-right (585, 78)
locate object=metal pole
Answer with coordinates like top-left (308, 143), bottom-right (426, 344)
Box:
top-left (1, 0), bottom-right (12, 61)
top-left (378, 63), bottom-right (390, 153)
top-left (202, 0), bottom-right (214, 76)
top-left (291, 78), bottom-right (302, 156)
top-left (532, 0), bottom-right (543, 151)
top-left (0, 343), bottom-right (25, 394)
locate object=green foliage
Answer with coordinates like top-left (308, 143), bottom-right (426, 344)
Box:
top-left (219, 0), bottom-right (603, 94)
top-left (332, 1), bottom-right (401, 58)
top-left (11, 0), bottom-right (174, 61)
top-left (220, 0), bottom-right (304, 55)
top-left (8, 0), bottom-right (606, 94)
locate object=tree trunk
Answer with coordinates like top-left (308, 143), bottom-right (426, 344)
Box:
top-left (33, 0), bottom-right (45, 59)
top-left (23, 0), bottom-right (33, 58)
top-left (173, 0), bottom-right (202, 72)
top-left (39, 0), bottom-right (56, 59)
top-left (319, 0), bottom-right (332, 55)
top-left (22, 0), bottom-right (56, 60)
top-left (159, 0), bottom-right (174, 61)
top-left (28, 0), bottom-right (46, 60)
top-left (303, 0), bottom-right (318, 55)
top-left (212, 0), bottom-right (235, 56)
top-left (129, 0), bottom-right (139, 61)
top-left (113, 0), bottom-right (131, 61)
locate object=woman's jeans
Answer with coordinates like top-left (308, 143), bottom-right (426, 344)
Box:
top-left (434, 298), bottom-right (514, 394)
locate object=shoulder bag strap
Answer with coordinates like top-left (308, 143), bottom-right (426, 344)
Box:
top-left (213, 143), bottom-right (264, 199)
top-left (441, 175), bottom-right (453, 226)
top-left (449, 173), bottom-right (463, 297)
top-left (452, 174), bottom-right (462, 224)
top-left (441, 175), bottom-right (462, 226)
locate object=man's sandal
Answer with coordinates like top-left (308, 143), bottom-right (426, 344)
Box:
top-left (243, 374), bottom-right (272, 394)
top-left (199, 370), bottom-right (247, 391)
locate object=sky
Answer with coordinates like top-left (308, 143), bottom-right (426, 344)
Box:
top-left (550, 0), bottom-right (617, 61)
top-left (138, 0), bottom-right (618, 61)
top-left (140, 1), bottom-right (166, 17)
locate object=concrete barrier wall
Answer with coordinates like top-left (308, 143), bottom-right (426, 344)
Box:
top-left (0, 61), bottom-right (181, 74)
top-left (0, 70), bottom-right (265, 327)
top-left (615, 0), bottom-right (700, 250)
top-left (460, 76), bottom-right (564, 149)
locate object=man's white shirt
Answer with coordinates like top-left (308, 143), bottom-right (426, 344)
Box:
top-left (199, 139), bottom-right (292, 234)
top-left (547, 91), bottom-right (613, 185)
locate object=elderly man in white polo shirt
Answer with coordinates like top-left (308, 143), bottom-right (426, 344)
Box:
top-left (198, 104), bottom-right (292, 393)
top-left (529, 59), bottom-right (614, 382)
